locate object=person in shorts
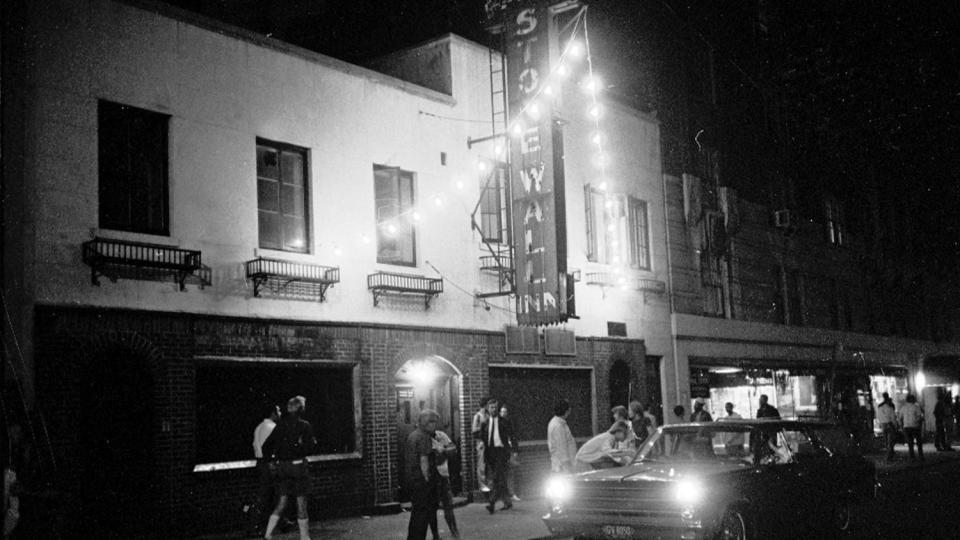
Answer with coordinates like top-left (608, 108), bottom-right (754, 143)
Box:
top-left (262, 396), bottom-right (316, 540)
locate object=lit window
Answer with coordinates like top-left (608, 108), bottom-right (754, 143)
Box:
top-left (257, 140), bottom-right (309, 252)
top-left (628, 197), bottom-right (651, 270)
top-left (374, 165), bottom-right (417, 266)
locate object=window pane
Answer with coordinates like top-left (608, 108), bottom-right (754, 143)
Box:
top-left (374, 166), bottom-right (416, 265)
top-left (283, 216), bottom-right (306, 251)
top-left (281, 184), bottom-right (304, 217)
top-left (257, 146), bottom-right (279, 180)
top-left (257, 179), bottom-right (279, 212)
top-left (258, 210), bottom-right (281, 249)
top-left (281, 151), bottom-right (304, 186)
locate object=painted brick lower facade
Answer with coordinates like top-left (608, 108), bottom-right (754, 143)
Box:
top-left (33, 305), bottom-right (646, 536)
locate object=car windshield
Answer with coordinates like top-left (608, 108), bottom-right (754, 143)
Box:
top-left (634, 424), bottom-right (756, 464)
top-left (634, 423), bottom-right (839, 465)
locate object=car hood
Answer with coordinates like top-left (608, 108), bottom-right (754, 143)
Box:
top-left (577, 461), bottom-right (749, 484)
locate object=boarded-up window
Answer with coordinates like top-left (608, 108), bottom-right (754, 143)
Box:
top-left (489, 366), bottom-right (593, 441)
top-left (195, 361), bottom-right (358, 464)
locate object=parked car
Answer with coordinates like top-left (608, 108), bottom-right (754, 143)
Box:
top-left (542, 419), bottom-right (876, 539)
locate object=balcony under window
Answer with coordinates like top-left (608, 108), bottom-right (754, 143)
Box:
top-left (245, 257), bottom-right (340, 302)
top-left (367, 271), bottom-right (443, 309)
top-left (82, 237), bottom-right (210, 290)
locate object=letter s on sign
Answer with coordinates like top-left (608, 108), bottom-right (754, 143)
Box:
top-left (516, 8), bottom-right (538, 36)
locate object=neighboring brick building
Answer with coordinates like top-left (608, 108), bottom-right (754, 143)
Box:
top-left (1, 0), bottom-right (668, 535)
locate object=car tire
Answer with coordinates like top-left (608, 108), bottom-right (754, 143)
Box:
top-left (717, 508), bottom-right (749, 540)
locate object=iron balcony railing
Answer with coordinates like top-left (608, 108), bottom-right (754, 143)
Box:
top-left (81, 237), bottom-right (207, 290)
top-left (245, 257), bottom-right (340, 301)
top-left (367, 271), bottom-right (443, 309)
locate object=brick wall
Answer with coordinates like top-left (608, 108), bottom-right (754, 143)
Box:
top-left (33, 304), bottom-right (644, 535)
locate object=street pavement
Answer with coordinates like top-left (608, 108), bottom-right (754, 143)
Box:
top-left (232, 442), bottom-right (960, 540)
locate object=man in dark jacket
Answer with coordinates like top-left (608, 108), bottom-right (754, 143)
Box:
top-left (262, 396), bottom-right (316, 540)
top-left (934, 392), bottom-right (954, 451)
top-left (756, 394), bottom-right (781, 419)
top-left (405, 409), bottom-right (439, 540)
top-left (476, 398), bottom-right (517, 514)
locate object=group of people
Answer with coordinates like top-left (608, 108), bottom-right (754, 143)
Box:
top-left (251, 396), bottom-right (317, 540)
top-left (547, 400), bottom-right (658, 473)
top-left (876, 391), bottom-right (956, 461)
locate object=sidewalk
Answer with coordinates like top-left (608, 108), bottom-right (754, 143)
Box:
top-left (229, 443), bottom-right (960, 540)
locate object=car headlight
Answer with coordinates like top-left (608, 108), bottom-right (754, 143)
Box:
top-left (673, 478), bottom-right (705, 505)
top-left (544, 475), bottom-right (573, 502)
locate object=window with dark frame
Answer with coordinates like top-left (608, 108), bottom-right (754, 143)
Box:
top-left (195, 361), bottom-right (358, 464)
top-left (584, 185), bottom-right (628, 265)
top-left (374, 165), bottom-right (417, 266)
top-left (628, 197), bottom-right (651, 270)
top-left (98, 100), bottom-right (169, 235)
top-left (479, 164), bottom-right (508, 243)
top-left (257, 140), bottom-right (309, 253)
top-left (825, 197), bottom-right (844, 246)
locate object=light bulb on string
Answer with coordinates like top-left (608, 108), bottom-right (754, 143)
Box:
top-left (455, 179), bottom-right (464, 190)
top-left (591, 132), bottom-right (603, 146)
top-left (582, 75), bottom-right (602, 94)
top-left (333, 245), bottom-right (343, 257)
top-left (588, 103), bottom-right (601, 119)
top-left (361, 234), bottom-right (371, 244)
top-left (543, 84), bottom-right (554, 97)
top-left (433, 195), bottom-right (443, 207)
top-left (566, 41), bottom-right (584, 59)
top-left (386, 223), bottom-right (397, 236)
top-left (494, 144), bottom-right (504, 156)
top-left (598, 179), bottom-right (608, 191)
top-left (604, 198), bottom-right (613, 209)
top-left (477, 160), bottom-right (488, 172)
top-left (412, 211), bottom-right (421, 222)
top-left (556, 64), bottom-right (569, 78)
top-left (511, 123), bottom-right (524, 137)
top-left (527, 102), bottom-right (541, 120)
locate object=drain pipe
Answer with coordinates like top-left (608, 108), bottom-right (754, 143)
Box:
top-left (660, 172), bottom-right (682, 417)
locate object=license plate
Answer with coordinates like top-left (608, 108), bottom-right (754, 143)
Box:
top-left (601, 525), bottom-right (636, 539)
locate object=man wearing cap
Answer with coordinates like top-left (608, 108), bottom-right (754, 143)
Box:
top-left (689, 398), bottom-right (713, 422)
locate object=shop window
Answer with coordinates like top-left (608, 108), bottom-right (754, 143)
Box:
top-left (489, 366), bottom-right (593, 441)
top-left (374, 165), bottom-right (417, 266)
top-left (195, 360), bottom-right (359, 465)
top-left (257, 140), bottom-right (310, 252)
top-left (98, 100), bottom-right (169, 235)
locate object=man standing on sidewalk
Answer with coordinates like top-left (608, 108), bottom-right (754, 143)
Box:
top-left (406, 410), bottom-right (440, 540)
top-left (251, 404), bottom-right (281, 537)
top-left (478, 398), bottom-right (516, 514)
top-left (898, 394), bottom-right (924, 461)
top-left (876, 393), bottom-right (898, 461)
top-left (934, 391), bottom-right (954, 451)
top-left (547, 400), bottom-right (577, 473)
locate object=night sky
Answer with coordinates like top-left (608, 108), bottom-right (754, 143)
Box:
top-left (163, 0), bottom-right (960, 273)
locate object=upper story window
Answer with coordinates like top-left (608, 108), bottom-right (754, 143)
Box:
top-left (478, 164), bottom-right (508, 244)
top-left (374, 165), bottom-right (417, 266)
top-left (257, 139), bottom-right (309, 253)
top-left (824, 197), bottom-right (844, 246)
top-left (98, 100), bottom-right (169, 235)
top-left (586, 186), bottom-right (652, 270)
top-left (628, 197), bottom-right (651, 270)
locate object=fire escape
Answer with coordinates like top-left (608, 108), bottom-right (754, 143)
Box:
top-left (469, 44), bottom-right (515, 299)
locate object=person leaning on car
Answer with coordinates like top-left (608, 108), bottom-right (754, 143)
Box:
top-left (574, 421), bottom-right (633, 472)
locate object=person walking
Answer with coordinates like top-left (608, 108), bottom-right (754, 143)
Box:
top-left (756, 394), bottom-right (781, 419)
top-left (547, 400), bottom-right (578, 474)
top-left (574, 421), bottom-right (633, 471)
top-left (898, 394), bottom-right (925, 461)
top-left (934, 391), bottom-right (954, 451)
top-left (405, 410), bottom-right (440, 540)
top-left (250, 404), bottom-right (280, 537)
top-left (477, 398), bottom-right (517, 514)
top-left (470, 397), bottom-right (491, 493)
top-left (498, 403), bottom-right (521, 502)
top-left (262, 396), bottom-right (316, 540)
top-left (719, 402), bottom-right (745, 455)
top-left (429, 426), bottom-right (460, 540)
top-left (689, 398), bottom-right (713, 422)
top-left (876, 392), bottom-right (898, 461)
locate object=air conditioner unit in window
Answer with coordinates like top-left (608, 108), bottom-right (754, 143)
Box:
top-left (773, 209), bottom-right (792, 229)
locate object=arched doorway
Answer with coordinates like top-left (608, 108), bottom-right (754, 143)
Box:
top-left (79, 346), bottom-right (156, 537)
top-left (394, 356), bottom-right (462, 500)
